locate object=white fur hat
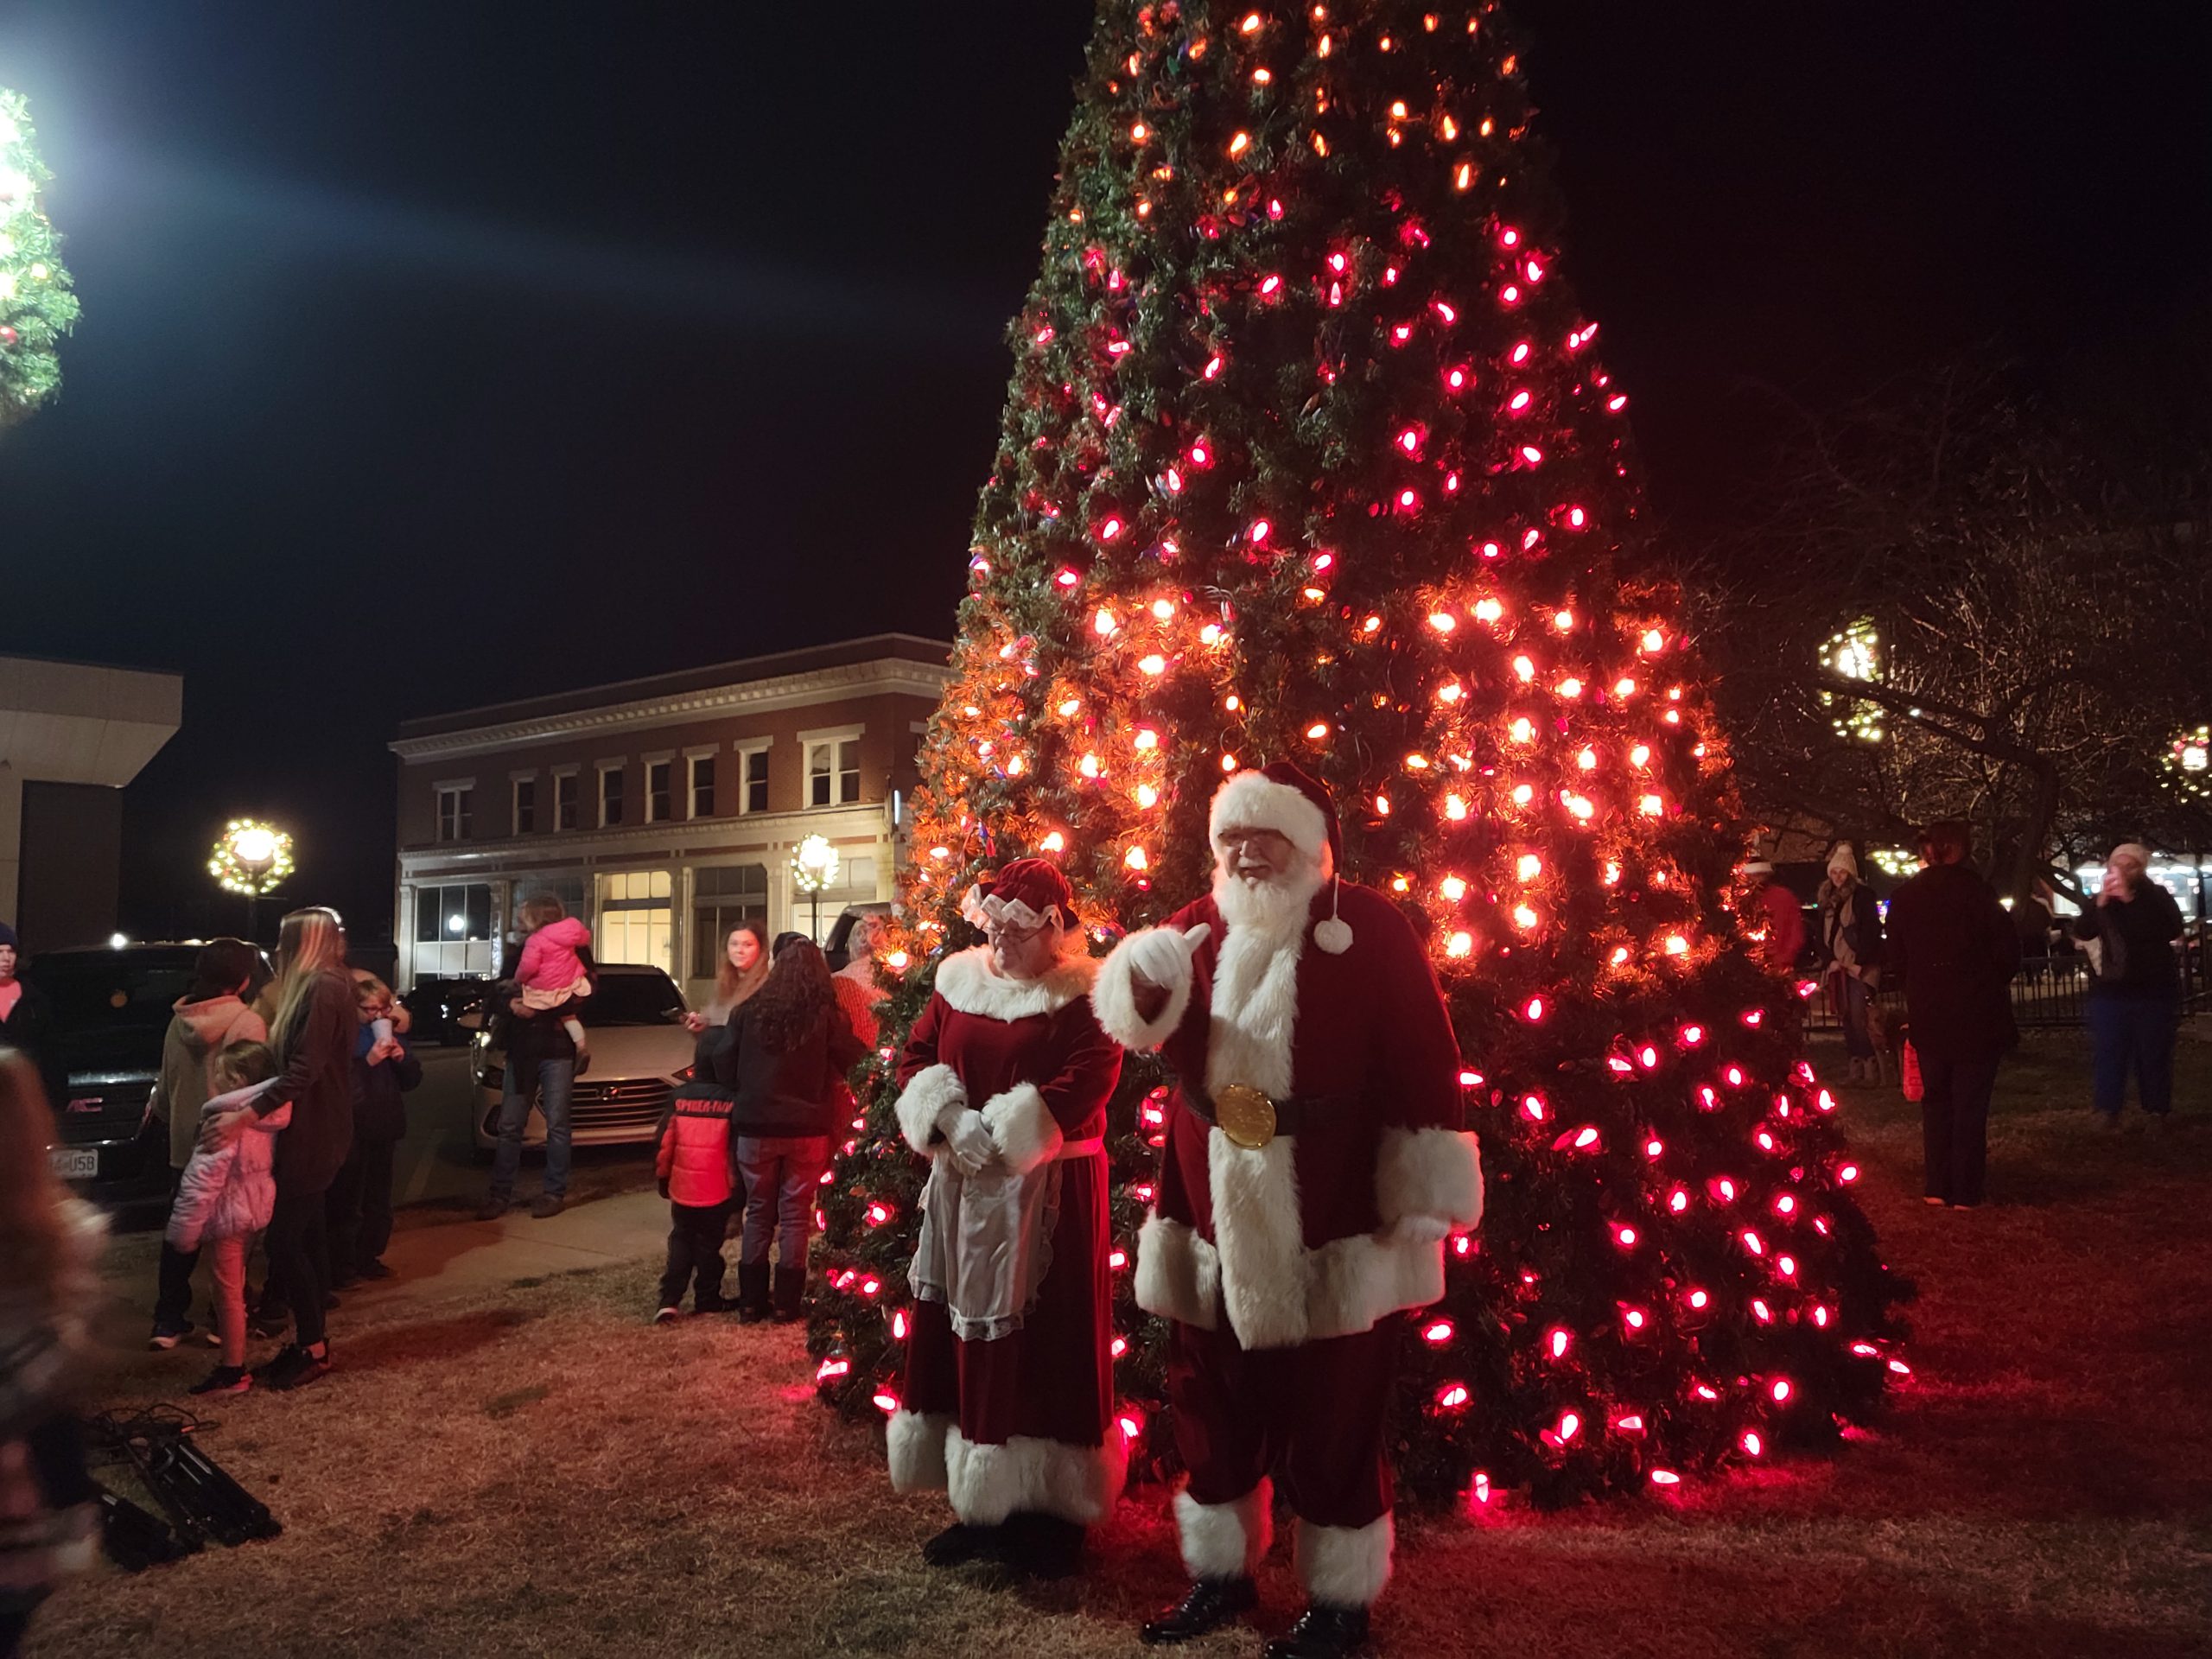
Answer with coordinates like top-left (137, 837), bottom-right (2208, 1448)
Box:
top-left (1827, 842), bottom-right (1859, 879)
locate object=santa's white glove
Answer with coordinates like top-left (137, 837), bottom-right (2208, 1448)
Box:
top-left (1390, 1215), bottom-right (1454, 1245)
top-left (1127, 923), bottom-right (1211, 991)
top-left (944, 1109), bottom-right (998, 1175)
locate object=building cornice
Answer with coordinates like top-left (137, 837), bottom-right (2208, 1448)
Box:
top-left (391, 656), bottom-right (950, 764)
top-left (397, 801), bottom-right (892, 874)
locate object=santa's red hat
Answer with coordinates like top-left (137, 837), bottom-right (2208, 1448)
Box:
top-left (961, 855), bottom-right (1077, 931)
top-left (1209, 761), bottom-right (1354, 953)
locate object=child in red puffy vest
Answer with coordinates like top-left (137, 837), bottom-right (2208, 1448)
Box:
top-left (652, 1027), bottom-right (739, 1322)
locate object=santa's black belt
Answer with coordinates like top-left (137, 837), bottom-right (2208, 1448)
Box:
top-left (1185, 1085), bottom-right (1360, 1151)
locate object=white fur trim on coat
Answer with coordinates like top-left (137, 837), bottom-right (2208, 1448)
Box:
top-left (1142, 1168), bottom-right (1452, 1347)
top-left (887, 1409), bottom-right (953, 1493)
top-left (1176, 1480), bottom-right (1273, 1580)
top-left (1092, 928), bottom-right (1195, 1051)
top-left (1208, 1130), bottom-right (1311, 1350)
top-left (933, 945), bottom-right (1097, 1022)
top-left (1135, 1211), bottom-right (1219, 1330)
top-left (1375, 1127), bottom-right (1484, 1232)
top-left (945, 1427), bottom-right (1128, 1526)
top-left (1295, 1511), bottom-right (1393, 1608)
top-left (1210, 769), bottom-right (1331, 868)
top-left (893, 1064), bottom-right (966, 1156)
top-left (981, 1082), bottom-right (1062, 1176)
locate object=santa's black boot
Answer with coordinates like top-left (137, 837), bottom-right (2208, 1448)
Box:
top-left (1263, 1603), bottom-right (1371, 1659)
top-left (1000, 1510), bottom-right (1085, 1579)
top-left (920, 1521), bottom-right (1003, 1568)
top-left (1139, 1579), bottom-right (1258, 1644)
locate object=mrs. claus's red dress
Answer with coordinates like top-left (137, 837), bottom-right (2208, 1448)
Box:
top-left (887, 944), bottom-right (1125, 1527)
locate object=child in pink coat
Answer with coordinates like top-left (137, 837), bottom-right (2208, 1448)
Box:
top-left (513, 896), bottom-right (594, 1070)
top-left (164, 1041), bottom-right (288, 1395)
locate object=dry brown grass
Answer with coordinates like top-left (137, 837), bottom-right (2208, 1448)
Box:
top-left (26, 1033), bottom-right (2212, 1657)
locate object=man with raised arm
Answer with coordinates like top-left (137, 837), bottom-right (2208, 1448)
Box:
top-left (1092, 762), bottom-right (1483, 1659)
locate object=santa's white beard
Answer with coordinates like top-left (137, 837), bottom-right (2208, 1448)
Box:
top-left (1212, 854), bottom-right (1326, 946)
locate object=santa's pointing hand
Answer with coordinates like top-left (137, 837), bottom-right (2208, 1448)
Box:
top-left (1126, 923), bottom-right (1211, 994)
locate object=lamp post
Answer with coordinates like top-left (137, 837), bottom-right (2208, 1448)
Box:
top-left (791, 834), bottom-right (839, 944)
top-left (208, 819), bottom-right (294, 942)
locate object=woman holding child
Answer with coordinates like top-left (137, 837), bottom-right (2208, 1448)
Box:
top-left (886, 859), bottom-right (1124, 1580)
top-left (200, 906), bottom-right (356, 1391)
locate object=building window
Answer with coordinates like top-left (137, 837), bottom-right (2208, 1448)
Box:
top-left (412, 883), bottom-right (493, 946)
top-left (595, 868), bottom-right (671, 971)
top-left (689, 753), bottom-right (715, 819)
top-left (739, 745), bottom-right (770, 814)
top-left (555, 772), bottom-right (579, 832)
top-left (512, 778), bottom-right (537, 836)
top-left (692, 864), bottom-right (769, 979)
top-left (805, 737), bottom-right (861, 807)
top-left (435, 785), bottom-right (473, 842)
top-left (646, 760), bottom-right (673, 823)
top-left (600, 765), bottom-right (624, 828)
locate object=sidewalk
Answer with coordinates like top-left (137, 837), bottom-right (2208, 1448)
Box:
top-left (366, 1185), bottom-right (670, 1302)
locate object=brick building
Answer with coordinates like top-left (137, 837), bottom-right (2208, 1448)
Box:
top-left (388, 634), bottom-right (948, 1001)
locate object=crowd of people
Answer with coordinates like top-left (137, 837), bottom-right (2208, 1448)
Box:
top-left (0, 799), bottom-right (2196, 1657)
top-left (1752, 831), bottom-right (2188, 1213)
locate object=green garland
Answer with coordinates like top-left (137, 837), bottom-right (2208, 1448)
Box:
top-left (0, 89), bottom-right (80, 429)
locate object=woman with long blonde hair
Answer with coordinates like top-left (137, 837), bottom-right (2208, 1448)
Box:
top-left (203, 906), bottom-right (355, 1390)
top-left (0, 1049), bottom-right (104, 1649)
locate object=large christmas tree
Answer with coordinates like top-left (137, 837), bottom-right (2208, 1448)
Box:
top-left (0, 89), bottom-right (79, 429)
top-left (810, 0), bottom-right (1907, 1508)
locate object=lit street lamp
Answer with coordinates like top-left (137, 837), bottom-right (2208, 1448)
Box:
top-left (791, 833), bottom-right (840, 944)
top-left (208, 818), bottom-right (294, 941)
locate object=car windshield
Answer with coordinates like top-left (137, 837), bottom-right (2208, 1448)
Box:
top-left (578, 974), bottom-right (685, 1027)
top-left (26, 951), bottom-right (200, 1074)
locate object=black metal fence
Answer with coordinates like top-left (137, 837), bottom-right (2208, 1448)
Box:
top-left (1800, 935), bottom-right (2210, 1033)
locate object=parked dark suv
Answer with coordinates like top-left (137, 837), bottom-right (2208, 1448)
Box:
top-left (29, 944), bottom-right (225, 1204)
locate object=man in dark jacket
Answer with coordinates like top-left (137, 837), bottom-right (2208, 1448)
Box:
top-left (1885, 822), bottom-right (2021, 1207)
top-left (328, 978), bottom-right (423, 1287)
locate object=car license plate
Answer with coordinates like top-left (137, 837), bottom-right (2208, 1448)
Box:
top-left (48, 1148), bottom-right (100, 1180)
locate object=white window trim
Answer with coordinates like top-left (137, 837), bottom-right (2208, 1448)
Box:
top-left (511, 775), bottom-right (538, 836)
top-left (683, 744), bottom-right (718, 760)
top-left (802, 728), bottom-right (864, 810)
top-left (597, 761), bottom-right (625, 830)
top-left (643, 756), bottom-right (677, 823)
top-left (435, 782), bottom-right (474, 842)
top-left (734, 739), bottom-right (772, 816)
top-left (687, 751), bottom-right (717, 821)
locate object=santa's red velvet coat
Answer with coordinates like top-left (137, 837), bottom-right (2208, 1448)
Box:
top-left (886, 946), bottom-right (1126, 1527)
top-left (1092, 875), bottom-right (1483, 1609)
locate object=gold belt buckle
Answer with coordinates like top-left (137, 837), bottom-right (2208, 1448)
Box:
top-left (1213, 1084), bottom-right (1278, 1151)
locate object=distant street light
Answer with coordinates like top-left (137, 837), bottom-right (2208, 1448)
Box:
top-left (208, 818), bottom-right (294, 940)
top-left (791, 834), bottom-right (840, 944)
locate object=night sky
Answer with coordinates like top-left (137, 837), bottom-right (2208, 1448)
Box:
top-left (1, 2), bottom-right (2205, 943)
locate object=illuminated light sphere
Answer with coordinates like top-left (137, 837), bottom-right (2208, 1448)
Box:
top-left (1421, 1319), bottom-right (1455, 1345)
top-left (1741, 1431), bottom-right (1764, 1457)
top-left (1436, 1382), bottom-right (1471, 1409)
top-left (1649, 1469), bottom-right (1681, 1488)
top-left (1123, 846), bottom-right (1149, 870)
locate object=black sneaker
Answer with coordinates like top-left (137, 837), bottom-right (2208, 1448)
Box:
top-left (149, 1321), bottom-right (195, 1351)
top-left (474, 1194), bottom-right (512, 1222)
top-left (652, 1306), bottom-right (683, 1325)
top-left (247, 1313), bottom-right (289, 1342)
top-left (251, 1344), bottom-right (302, 1385)
top-left (531, 1193), bottom-right (566, 1219)
top-left (188, 1364), bottom-right (252, 1397)
top-left (266, 1344), bottom-right (332, 1392)
top-left (355, 1260), bottom-right (395, 1281)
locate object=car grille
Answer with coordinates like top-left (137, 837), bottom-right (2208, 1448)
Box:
top-left (571, 1077), bottom-right (673, 1135)
top-left (54, 1077), bottom-right (156, 1147)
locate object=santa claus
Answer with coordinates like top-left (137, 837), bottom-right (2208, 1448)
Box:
top-left (886, 858), bottom-right (1126, 1579)
top-left (1093, 763), bottom-right (1482, 1659)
